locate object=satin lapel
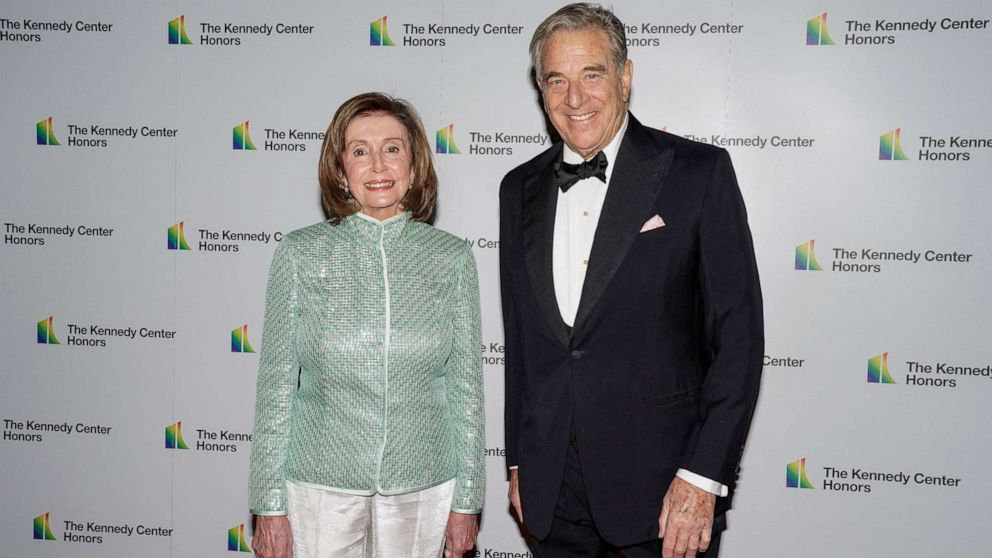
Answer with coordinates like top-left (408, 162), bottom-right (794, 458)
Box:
top-left (522, 146), bottom-right (570, 348)
top-left (572, 119), bottom-right (674, 334)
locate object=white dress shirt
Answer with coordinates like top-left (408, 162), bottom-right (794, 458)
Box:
top-left (550, 115), bottom-right (728, 498)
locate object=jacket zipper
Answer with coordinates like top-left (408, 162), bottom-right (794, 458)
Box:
top-left (374, 224), bottom-right (391, 489)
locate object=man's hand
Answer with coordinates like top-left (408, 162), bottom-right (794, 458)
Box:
top-left (508, 469), bottom-right (523, 523)
top-left (252, 515), bottom-right (293, 558)
top-left (658, 476), bottom-right (716, 558)
top-left (444, 512), bottom-right (479, 558)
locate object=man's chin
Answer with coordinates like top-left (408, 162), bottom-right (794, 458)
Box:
top-left (563, 137), bottom-right (604, 156)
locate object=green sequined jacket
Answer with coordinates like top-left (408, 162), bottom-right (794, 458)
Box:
top-left (249, 211), bottom-right (484, 515)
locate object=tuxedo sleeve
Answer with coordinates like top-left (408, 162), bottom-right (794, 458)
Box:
top-left (499, 172), bottom-right (524, 469)
top-left (681, 149), bottom-right (764, 488)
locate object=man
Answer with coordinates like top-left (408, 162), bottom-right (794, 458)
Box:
top-left (499, 4), bottom-right (763, 557)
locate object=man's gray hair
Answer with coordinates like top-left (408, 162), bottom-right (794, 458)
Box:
top-left (529, 3), bottom-right (628, 87)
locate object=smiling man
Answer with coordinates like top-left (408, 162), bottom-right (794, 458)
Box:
top-left (499, 4), bottom-right (764, 557)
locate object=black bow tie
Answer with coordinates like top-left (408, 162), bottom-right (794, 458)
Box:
top-left (555, 151), bottom-right (608, 193)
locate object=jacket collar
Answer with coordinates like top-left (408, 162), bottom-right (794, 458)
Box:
top-left (346, 210), bottom-right (412, 245)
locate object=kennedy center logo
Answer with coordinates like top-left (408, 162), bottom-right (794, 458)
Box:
top-left (868, 352), bottom-right (897, 384)
top-left (33, 513), bottom-right (57, 541)
top-left (233, 121), bottom-right (257, 150)
top-left (167, 222), bottom-right (191, 251)
top-left (436, 124), bottom-right (461, 154)
top-left (806, 13), bottom-right (835, 45)
top-left (36, 117), bottom-right (61, 146)
top-left (168, 15), bottom-right (193, 45)
top-left (794, 240), bottom-right (823, 271)
top-left (231, 324), bottom-right (256, 353)
top-left (228, 524), bottom-right (252, 552)
top-left (37, 316), bottom-right (60, 345)
top-left (165, 421), bottom-right (189, 449)
top-left (370, 16), bottom-right (395, 46)
top-left (786, 458), bottom-right (815, 489)
top-left (879, 128), bottom-right (909, 160)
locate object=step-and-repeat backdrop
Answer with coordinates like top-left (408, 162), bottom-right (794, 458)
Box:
top-left (2, 1), bottom-right (990, 556)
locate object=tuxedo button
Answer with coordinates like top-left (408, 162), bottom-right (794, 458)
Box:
top-left (570, 350), bottom-right (583, 360)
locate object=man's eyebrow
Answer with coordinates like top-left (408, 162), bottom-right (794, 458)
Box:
top-left (543, 65), bottom-right (608, 80)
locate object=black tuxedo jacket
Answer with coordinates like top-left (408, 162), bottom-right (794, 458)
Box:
top-left (499, 114), bottom-right (763, 546)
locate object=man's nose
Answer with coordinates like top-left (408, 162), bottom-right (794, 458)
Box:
top-left (565, 81), bottom-right (586, 109)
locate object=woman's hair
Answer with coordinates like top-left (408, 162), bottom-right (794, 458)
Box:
top-left (318, 92), bottom-right (438, 223)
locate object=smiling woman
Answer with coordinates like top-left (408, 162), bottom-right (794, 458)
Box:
top-left (317, 93), bottom-right (438, 224)
top-left (340, 114), bottom-right (413, 221)
top-left (248, 92), bottom-right (484, 558)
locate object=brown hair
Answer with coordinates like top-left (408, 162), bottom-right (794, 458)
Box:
top-left (318, 92), bottom-right (438, 223)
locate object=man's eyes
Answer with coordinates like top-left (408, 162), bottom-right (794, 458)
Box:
top-left (546, 73), bottom-right (606, 90)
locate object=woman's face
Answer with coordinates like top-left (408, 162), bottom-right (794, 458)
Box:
top-left (341, 113), bottom-right (414, 221)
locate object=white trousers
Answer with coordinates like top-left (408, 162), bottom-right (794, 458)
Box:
top-left (286, 479), bottom-right (455, 558)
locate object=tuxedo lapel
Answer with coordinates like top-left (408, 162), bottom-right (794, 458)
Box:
top-left (572, 116), bottom-right (674, 334)
top-left (522, 145), bottom-right (570, 348)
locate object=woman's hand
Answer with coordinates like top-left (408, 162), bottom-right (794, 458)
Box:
top-left (444, 512), bottom-right (479, 558)
top-left (252, 515), bottom-right (293, 558)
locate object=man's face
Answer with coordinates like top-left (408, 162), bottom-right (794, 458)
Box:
top-left (540, 28), bottom-right (632, 159)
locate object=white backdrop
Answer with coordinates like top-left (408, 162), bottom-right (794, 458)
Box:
top-left (2, 1), bottom-right (990, 556)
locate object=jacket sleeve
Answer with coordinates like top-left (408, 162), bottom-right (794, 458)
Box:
top-left (499, 172), bottom-right (524, 469)
top-left (681, 149), bottom-right (764, 489)
top-left (446, 243), bottom-right (486, 514)
top-left (248, 238), bottom-right (300, 515)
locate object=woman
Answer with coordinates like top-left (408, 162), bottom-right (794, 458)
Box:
top-left (249, 92), bottom-right (484, 558)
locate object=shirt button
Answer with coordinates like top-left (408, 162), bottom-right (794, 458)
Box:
top-left (582, 259), bottom-right (588, 265)
top-left (571, 350), bottom-right (583, 360)
top-left (583, 211), bottom-right (590, 217)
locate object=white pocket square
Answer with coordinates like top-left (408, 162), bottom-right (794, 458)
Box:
top-left (640, 214), bottom-right (666, 232)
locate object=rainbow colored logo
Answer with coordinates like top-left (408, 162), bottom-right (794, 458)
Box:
top-left (806, 13), bottom-right (835, 46)
top-left (795, 240), bottom-right (823, 271)
top-left (228, 524), bottom-right (252, 552)
top-left (233, 121), bottom-right (257, 151)
top-left (436, 124), bottom-right (461, 154)
top-left (786, 458), bottom-right (814, 489)
top-left (370, 16), bottom-right (395, 46)
top-left (168, 222), bottom-right (192, 251)
top-left (165, 421), bottom-right (189, 450)
top-left (169, 15), bottom-right (193, 45)
top-left (868, 352), bottom-right (897, 384)
top-left (231, 324), bottom-right (256, 353)
top-left (36, 117), bottom-right (61, 146)
top-left (879, 128), bottom-right (909, 161)
top-left (33, 513), bottom-right (56, 541)
top-left (37, 316), bottom-right (60, 345)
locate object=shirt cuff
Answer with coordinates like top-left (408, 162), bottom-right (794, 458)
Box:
top-left (676, 469), bottom-right (728, 497)
top-left (508, 465), bottom-right (518, 470)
